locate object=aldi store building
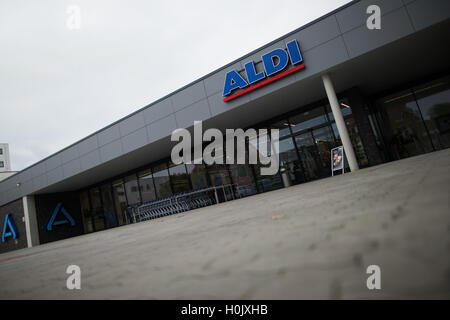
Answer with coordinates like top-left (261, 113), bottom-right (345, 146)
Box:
top-left (1, 0), bottom-right (449, 253)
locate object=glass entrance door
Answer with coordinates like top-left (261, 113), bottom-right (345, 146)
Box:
top-left (294, 125), bottom-right (337, 181)
top-left (312, 126), bottom-right (337, 178)
top-left (294, 132), bottom-right (321, 181)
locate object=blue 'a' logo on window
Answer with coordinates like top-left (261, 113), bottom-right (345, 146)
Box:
top-left (1, 213), bottom-right (19, 242)
top-left (45, 202), bottom-right (76, 231)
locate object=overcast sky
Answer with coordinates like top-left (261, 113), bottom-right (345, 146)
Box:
top-left (0, 0), bottom-right (350, 171)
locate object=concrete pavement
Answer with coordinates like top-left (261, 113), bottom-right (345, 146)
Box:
top-left (0, 149), bottom-right (449, 299)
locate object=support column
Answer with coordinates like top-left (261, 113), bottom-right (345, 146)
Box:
top-left (322, 73), bottom-right (359, 172)
top-left (22, 195), bottom-right (40, 248)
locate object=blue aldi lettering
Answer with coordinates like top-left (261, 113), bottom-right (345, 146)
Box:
top-left (1, 213), bottom-right (19, 242)
top-left (45, 202), bottom-right (76, 231)
top-left (222, 70), bottom-right (249, 96)
top-left (223, 39), bottom-right (304, 100)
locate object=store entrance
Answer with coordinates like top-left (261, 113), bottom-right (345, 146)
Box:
top-left (294, 125), bottom-right (336, 181)
top-left (375, 75), bottom-right (450, 161)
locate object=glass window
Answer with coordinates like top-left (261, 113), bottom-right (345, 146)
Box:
top-left (278, 137), bottom-right (303, 184)
top-left (0, 161), bottom-right (3, 168)
top-left (89, 187), bottom-right (105, 232)
top-left (100, 184), bottom-right (117, 228)
top-left (414, 77), bottom-right (450, 150)
top-left (331, 119), bottom-right (369, 167)
top-left (112, 180), bottom-right (128, 226)
top-left (124, 174), bottom-right (141, 205)
top-left (269, 119), bottom-right (292, 138)
top-left (252, 131), bottom-right (283, 192)
top-left (169, 163), bottom-right (191, 194)
top-left (229, 164), bottom-right (257, 197)
top-left (185, 163), bottom-right (209, 189)
top-left (207, 164), bottom-right (231, 186)
top-left (312, 125), bottom-right (337, 177)
top-left (326, 99), bottom-right (353, 121)
top-left (294, 132), bottom-right (321, 181)
top-left (0, 148), bottom-right (3, 155)
top-left (376, 89), bottom-right (433, 160)
top-left (79, 191), bottom-right (93, 233)
top-left (152, 163), bottom-right (172, 198)
top-left (289, 106), bottom-right (327, 133)
top-left (138, 169), bottom-right (156, 203)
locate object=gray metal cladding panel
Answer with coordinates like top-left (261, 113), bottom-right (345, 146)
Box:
top-left (121, 126), bottom-right (148, 154)
top-left (98, 123), bottom-right (121, 146)
top-left (208, 90), bottom-right (252, 117)
top-left (44, 153), bottom-right (62, 172)
top-left (61, 145), bottom-right (79, 164)
top-left (62, 158), bottom-right (81, 179)
top-left (47, 166), bottom-right (63, 185)
top-left (406, 0), bottom-right (450, 31)
top-left (2, 174), bottom-right (19, 192)
top-left (80, 149), bottom-right (101, 171)
top-left (171, 81), bottom-right (207, 112)
top-left (342, 8), bottom-right (414, 58)
top-left (175, 99), bottom-right (211, 129)
top-left (336, 0), bottom-right (404, 33)
top-left (32, 174), bottom-right (48, 191)
top-left (147, 114), bottom-right (178, 143)
top-left (295, 36), bottom-right (350, 81)
top-left (143, 98), bottom-right (174, 125)
top-left (30, 161), bottom-right (46, 179)
top-left (100, 139), bottom-right (123, 163)
top-left (0, 199), bottom-right (27, 253)
top-left (77, 134), bottom-right (99, 156)
top-left (20, 180), bottom-right (34, 195)
top-left (283, 15), bottom-right (341, 52)
top-left (119, 111), bottom-right (146, 137)
top-left (204, 62), bottom-right (242, 97)
top-left (1, 179), bottom-right (16, 195)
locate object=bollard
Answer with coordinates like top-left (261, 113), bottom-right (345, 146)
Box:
top-left (280, 167), bottom-right (292, 188)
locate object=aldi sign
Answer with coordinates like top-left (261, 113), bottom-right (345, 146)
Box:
top-left (223, 40), bottom-right (304, 102)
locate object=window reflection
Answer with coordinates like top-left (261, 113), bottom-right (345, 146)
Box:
top-left (207, 164), bottom-right (231, 186)
top-left (79, 191), bottom-right (93, 233)
top-left (312, 126), bottom-right (336, 176)
top-left (229, 163), bottom-right (257, 197)
top-left (112, 180), bottom-right (128, 226)
top-left (124, 174), bottom-right (141, 205)
top-left (138, 169), bottom-right (156, 203)
top-left (152, 163), bottom-right (172, 198)
top-left (169, 163), bottom-right (190, 193)
top-left (278, 137), bottom-right (303, 184)
top-left (289, 106), bottom-right (327, 133)
top-left (185, 163), bottom-right (209, 189)
top-left (376, 89), bottom-right (433, 160)
top-left (89, 187), bottom-right (105, 231)
top-left (252, 131), bottom-right (283, 192)
top-left (294, 133), bottom-right (321, 181)
top-left (326, 99), bottom-right (353, 121)
top-left (414, 77), bottom-right (450, 150)
top-left (100, 184), bottom-right (117, 228)
top-left (269, 120), bottom-right (292, 138)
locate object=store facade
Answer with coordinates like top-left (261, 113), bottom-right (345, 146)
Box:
top-left (1, 0), bottom-right (449, 252)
